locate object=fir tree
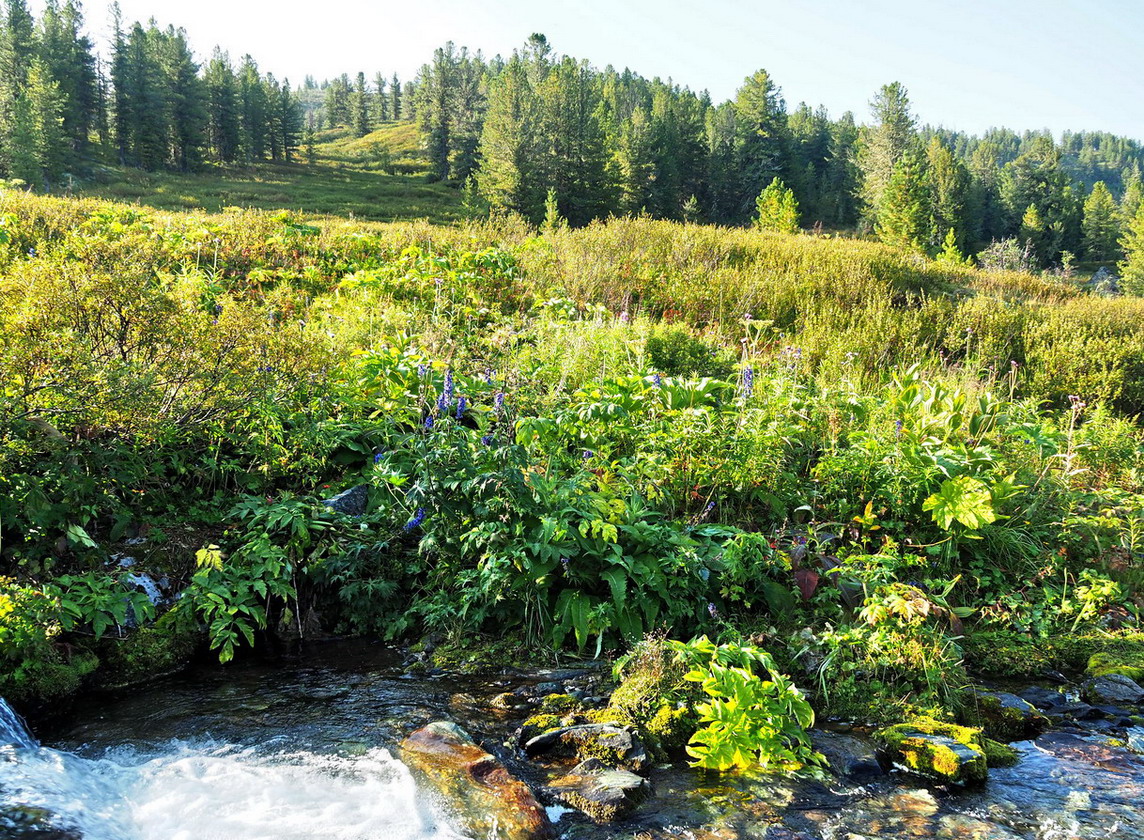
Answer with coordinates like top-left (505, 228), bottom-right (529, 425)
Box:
top-left (858, 82), bottom-right (916, 228)
top-left (754, 176), bottom-right (799, 233)
top-left (876, 149), bottom-right (931, 250)
top-left (475, 54), bottom-right (543, 220)
top-left (1119, 203), bottom-right (1144, 295)
top-left (1082, 181), bottom-right (1122, 261)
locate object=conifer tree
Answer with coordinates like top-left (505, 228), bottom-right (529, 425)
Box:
top-left (204, 49), bottom-right (239, 161)
top-left (390, 72), bottom-right (400, 120)
top-left (858, 82), bottom-right (916, 227)
top-left (876, 149), bottom-right (931, 250)
top-left (373, 71), bottom-right (387, 122)
top-left (1119, 203), bottom-right (1144, 295)
top-left (475, 54), bottom-right (542, 220)
top-left (1121, 164), bottom-right (1142, 222)
top-left (1082, 181), bottom-right (1122, 261)
top-left (351, 71), bottom-right (369, 136)
top-left (237, 54), bottom-right (267, 161)
top-left (733, 69), bottom-right (787, 220)
top-left (754, 176), bottom-right (799, 233)
top-left (925, 136), bottom-right (970, 250)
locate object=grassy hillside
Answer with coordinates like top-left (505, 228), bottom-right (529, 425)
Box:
top-left (75, 123), bottom-right (462, 222)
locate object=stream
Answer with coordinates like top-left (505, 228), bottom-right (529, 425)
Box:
top-left (2, 639), bottom-right (1142, 840)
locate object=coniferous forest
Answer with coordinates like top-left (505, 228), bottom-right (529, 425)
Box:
top-left (3, 4), bottom-right (1144, 837)
top-left (2, 4), bottom-right (1143, 274)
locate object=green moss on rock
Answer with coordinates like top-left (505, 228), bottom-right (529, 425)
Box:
top-left (1087, 651), bottom-right (1144, 681)
top-left (981, 738), bottom-right (1019, 767)
top-left (539, 693), bottom-right (582, 714)
top-left (0, 649), bottom-right (99, 708)
top-left (91, 611), bottom-right (201, 691)
top-left (963, 689), bottom-right (1048, 742)
top-left (874, 717), bottom-right (989, 785)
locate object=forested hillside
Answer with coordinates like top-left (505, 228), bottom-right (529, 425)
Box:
top-left (1, 4), bottom-right (1142, 282)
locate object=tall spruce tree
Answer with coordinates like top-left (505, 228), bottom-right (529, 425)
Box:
top-left (858, 82), bottom-right (916, 228)
top-left (1082, 181), bottom-right (1122, 261)
top-left (476, 53), bottom-right (543, 220)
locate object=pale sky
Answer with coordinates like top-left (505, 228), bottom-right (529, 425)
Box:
top-left (44, 0), bottom-right (1144, 140)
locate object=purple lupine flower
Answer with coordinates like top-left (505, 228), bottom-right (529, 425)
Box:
top-left (741, 366), bottom-right (755, 400)
top-left (455, 397), bottom-right (467, 419)
top-left (417, 363), bottom-right (429, 378)
top-left (895, 419), bottom-right (903, 438)
top-left (424, 415), bottom-right (435, 431)
top-left (485, 368), bottom-right (495, 385)
top-left (444, 370), bottom-right (455, 402)
top-left (373, 452), bottom-right (385, 464)
top-left (653, 372), bottom-right (663, 388)
top-left (619, 310), bottom-right (630, 323)
top-left (705, 501), bottom-right (715, 513)
top-left (583, 450), bottom-right (594, 461)
top-left (480, 433), bottom-right (494, 446)
top-left (560, 557), bottom-right (570, 570)
top-left (707, 602), bottom-right (718, 618)
top-left (404, 508), bottom-right (425, 531)
top-left (493, 391), bottom-right (505, 415)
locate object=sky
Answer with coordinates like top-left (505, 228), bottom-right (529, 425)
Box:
top-left (45, 0), bottom-right (1144, 141)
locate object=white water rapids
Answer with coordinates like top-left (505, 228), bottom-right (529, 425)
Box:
top-left (0, 699), bottom-right (468, 840)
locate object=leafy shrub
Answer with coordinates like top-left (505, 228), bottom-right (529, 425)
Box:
top-left (666, 636), bottom-right (822, 773)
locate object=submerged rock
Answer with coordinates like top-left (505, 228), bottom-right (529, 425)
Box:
top-left (810, 730), bottom-right (883, 778)
top-left (1081, 674), bottom-right (1144, 707)
top-left (875, 719), bottom-right (988, 785)
top-left (548, 758), bottom-right (652, 822)
top-left (401, 721), bottom-right (551, 840)
top-left (1034, 731), bottom-right (1144, 774)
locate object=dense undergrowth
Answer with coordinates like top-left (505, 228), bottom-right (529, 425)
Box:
top-left (1, 190), bottom-right (1142, 755)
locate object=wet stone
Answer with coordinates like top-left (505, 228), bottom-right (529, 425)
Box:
top-left (549, 763), bottom-right (652, 822)
top-left (969, 688), bottom-right (1048, 741)
top-left (1034, 730), bottom-right (1144, 774)
top-left (400, 721), bottom-right (552, 840)
top-left (1081, 674), bottom-right (1144, 707)
top-left (1017, 686), bottom-right (1068, 712)
top-left (810, 730), bottom-right (883, 779)
top-left (524, 723), bottom-right (649, 772)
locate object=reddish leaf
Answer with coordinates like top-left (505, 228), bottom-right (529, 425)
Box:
top-left (793, 568), bottom-right (819, 601)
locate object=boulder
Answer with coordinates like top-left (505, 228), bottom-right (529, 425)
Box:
top-left (809, 730), bottom-right (883, 778)
top-left (524, 723), bottom-right (648, 772)
top-left (1081, 674), bottom-right (1144, 707)
top-left (968, 688), bottom-right (1049, 741)
top-left (548, 759), bottom-right (652, 822)
top-left (401, 721), bottom-right (551, 840)
top-left (1017, 686), bottom-right (1069, 712)
top-left (322, 484), bottom-right (368, 516)
top-left (874, 719), bottom-right (988, 785)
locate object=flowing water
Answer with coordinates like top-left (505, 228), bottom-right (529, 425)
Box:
top-left (1, 639), bottom-right (1142, 840)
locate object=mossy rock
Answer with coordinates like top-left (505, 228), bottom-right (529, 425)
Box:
top-left (981, 738), bottom-right (1019, 767)
top-left (874, 717), bottom-right (989, 785)
top-left (538, 693), bottom-right (582, 714)
top-left (963, 688), bottom-right (1049, 742)
top-left (0, 649), bottom-right (99, 709)
top-left (644, 704), bottom-right (696, 754)
top-left (90, 611), bottom-right (201, 691)
top-left (1087, 651), bottom-right (1144, 682)
top-left (518, 713), bottom-right (564, 744)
